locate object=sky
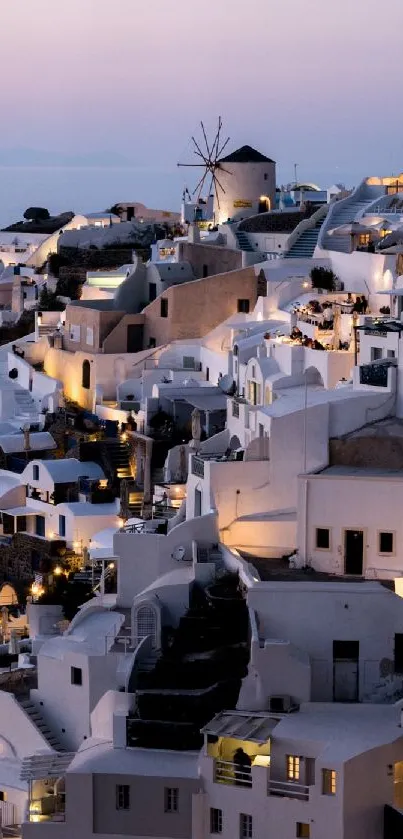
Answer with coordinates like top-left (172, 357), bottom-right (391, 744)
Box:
top-left (1, 0), bottom-right (403, 211)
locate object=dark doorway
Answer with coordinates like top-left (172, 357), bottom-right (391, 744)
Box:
top-left (394, 634), bottom-right (403, 673)
top-left (35, 516), bottom-right (45, 537)
top-left (127, 325), bottom-right (143, 353)
top-left (333, 640), bottom-right (359, 702)
top-left (149, 283), bottom-right (157, 302)
top-left (82, 360), bottom-right (91, 390)
top-left (195, 489), bottom-right (202, 517)
top-left (258, 197), bottom-right (270, 213)
top-left (344, 529), bottom-right (364, 575)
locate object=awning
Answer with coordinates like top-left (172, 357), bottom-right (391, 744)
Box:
top-left (201, 711), bottom-right (279, 744)
top-left (21, 752), bottom-right (75, 781)
top-left (378, 288), bottom-right (403, 296)
top-left (2, 506), bottom-right (39, 517)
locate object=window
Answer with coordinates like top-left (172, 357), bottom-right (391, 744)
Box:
top-left (160, 298), bottom-right (168, 318)
top-left (149, 338), bottom-right (156, 349)
top-left (315, 528), bottom-right (330, 550)
top-left (371, 346), bottom-right (382, 361)
top-left (206, 367), bottom-right (209, 381)
top-left (116, 784), bottom-right (130, 810)
top-left (287, 755), bottom-right (300, 781)
top-left (71, 666), bottom-right (82, 686)
top-left (164, 787), bottom-right (179, 813)
top-left (82, 360), bottom-right (91, 389)
top-left (379, 531), bottom-right (394, 554)
top-left (0, 791), bottom-right (7, 802)
top-left (149, 282), bottom-right (157, 302)
top-left (394, 634), bottom-right (403, 673)
top-left (387, 349), bottom-right (396, 358)
top-left (322, 769), bottom-right (336, 795)
top-left (240, 813), bottom-right (252, 839)
top-left (86, 327), bottom-right (94, 346)
top-left (59, 515), bottom-right (66, 538)
top-left (202, 264), bottom-right (209, 278)
top-left (296, 824), bottom-right (310, 838)
top-left (238, 299), bottom-right (250, 314)
top-left (264, 173), bottom-right (268, 181)
top-left (33, 464), bottom-right (39, 482)
top-left (210, 808), bottom-right (223, 834)
top-left (69, 324), bottom-right (81, 342)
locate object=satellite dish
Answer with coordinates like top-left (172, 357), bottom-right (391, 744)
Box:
top-left (218, 374), bottom-right (235, 394)
top-left (172, 546), bottom-right (186, 562)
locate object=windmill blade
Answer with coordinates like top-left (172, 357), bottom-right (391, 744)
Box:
top-left (213, 171), bottom-right (226, 194)
top-left (200, 121), bottom-right (212, 159)
top-left (216, 135), bottom-right (231, 161)
top-left (209, 117), bottom-right (222, 164)
top-left (177, 163), bottom-right (208, 168)
top-left (192, 136), bottom-right (208, 165)
top-left (192, 167), bottom-right (209, 198)
top-left (213, 176), bottom-right (221, 210)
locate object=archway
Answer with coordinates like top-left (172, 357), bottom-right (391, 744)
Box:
top-left (82, 359), bottom-right (91, 390)
top-left (229, 435), bottom-right (241, 451)
top-left (133, 602), bottom-right (160, 649)
top-left (304, 366), bottom-right (324, 387)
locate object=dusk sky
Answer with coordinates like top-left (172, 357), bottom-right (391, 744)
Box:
top-left (1, 0), bottom-right (403, 212)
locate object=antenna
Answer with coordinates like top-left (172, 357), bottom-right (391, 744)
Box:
top-left (177, 117), bottom-right (231, 212)
top-left (294, 163), bottom-right (298, 185)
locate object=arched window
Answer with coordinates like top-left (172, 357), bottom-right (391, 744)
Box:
top-left (135, 605), bottom-right (158, 647)
top-left (82, 360), bottom-right (91, 389)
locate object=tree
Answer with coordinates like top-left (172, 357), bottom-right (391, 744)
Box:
top-left (23, 207), bottom-right (50, 222)
top-left (38, 287), bottom-right (64, 311)
top-left (310, 266), bottom-right (339, 292)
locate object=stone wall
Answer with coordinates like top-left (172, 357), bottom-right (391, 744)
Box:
top-left (178, 242), bottom-right (242, 279)
top-left (142, 265), bottom-right (258, 347)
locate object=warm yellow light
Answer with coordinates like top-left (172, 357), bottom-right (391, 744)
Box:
top-left (73, 541), bottom-right (80, 550)
top-left (54, 566), bottom-right (62, 576)
top-left (121, 432), bottom-right (128, 442)
top-left (108, 562), bottom-right (115, 569)
top-left (49, 531), bottom-right (55, 540)
top-left (302, 281), bottom-right (310, 288)
top-left (118, 518), bottom-right (124, 528)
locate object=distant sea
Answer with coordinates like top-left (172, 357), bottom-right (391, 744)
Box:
top-left (0, 166), bottom-right (182, 229)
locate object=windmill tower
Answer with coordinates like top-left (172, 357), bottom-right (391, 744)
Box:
top-left (177, 117), bottom-right (231, 225)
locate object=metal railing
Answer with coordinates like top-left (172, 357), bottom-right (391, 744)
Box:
top-left (214, 759), bottom-right (252, 787)
top-left (191, 456), bottom-right (205, 478)
top-left (268, 779), bottom-right (309, 801)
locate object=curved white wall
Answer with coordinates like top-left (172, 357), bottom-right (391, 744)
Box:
top-left (215, 161), bottom-right (276, 225)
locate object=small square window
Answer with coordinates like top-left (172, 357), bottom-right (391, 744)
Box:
top-left (379, 531), bottom-right (394, 554)
top-left (164, 787), bottom-right (179, 813)
top-left (371, 346), bottom-right (382, 361)
top-left (237, 299), bottom-right (250, 314)
top-left (296, 824), bottom-right (310, 839)
top-left (116, 784), bottom-right (130, 810)
top-left (240, 813), bottom-right (252, 839)
top-left (316, 528), bottom-right (330, 550)
top-left (322, 769), bottom-right (336, 795)
top-left (210, 808), bottom-right (223, 834)
top-left (71, 666), bottom-right (82, 686)
top-left (33, 464), bottom-right (39, 481)
top-left (264, 173), bottom-right (268, 181)
top-left (387, 350), bottom-right (396, 358)
top-left (160, 298), bottom-right (168, 318)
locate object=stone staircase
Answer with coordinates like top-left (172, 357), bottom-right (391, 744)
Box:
top-left (321, 199), bottom-right (372, 253)
top-left (235, 229), bottom-right (254, 252)
top-left (19, 698), bottom-right (66, 751)
top-left (284, 220), bottom-right (323, 259)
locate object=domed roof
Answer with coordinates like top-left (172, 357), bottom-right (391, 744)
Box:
top-left (113, 256), bottom-right (147, 313)
top-left (219, 145), bottom-right (275, 164)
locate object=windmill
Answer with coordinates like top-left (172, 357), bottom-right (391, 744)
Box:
top-left (177, 117), bottom-right (231, 216)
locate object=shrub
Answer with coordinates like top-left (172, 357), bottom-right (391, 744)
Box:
top-left (310, 266), bottom-right (339, 291)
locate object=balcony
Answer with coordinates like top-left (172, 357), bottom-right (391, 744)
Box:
top-left (28, 794), bottom-right (65, 823)
top-left (359, 361), bottom-right (391, 388)
top-left (214, 759), bottom-right (252, 787)
top-left (268, 779), bottom-right (310, 801)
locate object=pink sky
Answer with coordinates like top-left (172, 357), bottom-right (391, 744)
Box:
top-left (2, 0), bottom-right (403, 187)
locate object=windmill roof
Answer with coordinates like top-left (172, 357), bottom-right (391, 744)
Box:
top-left (219, 145), bottom-right (275, 164)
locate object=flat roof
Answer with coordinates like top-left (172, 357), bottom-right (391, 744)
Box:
top-left (313, 465), bottom-right (403, 480)
top-left (68, 740), bottom-right (200, 777)
top-left (243, 555), bottom-right (391, 586)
